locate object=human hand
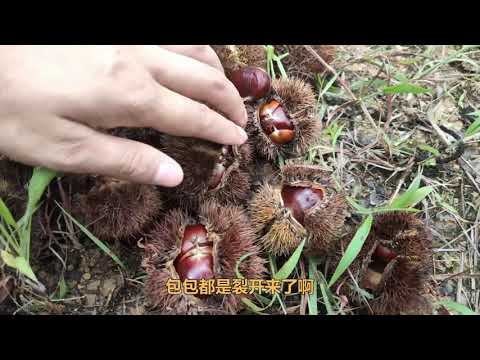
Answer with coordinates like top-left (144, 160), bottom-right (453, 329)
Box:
top-left (0, 45), bottom-right (247, 187)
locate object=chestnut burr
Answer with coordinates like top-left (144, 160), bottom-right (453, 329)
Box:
top-left (332, 212), bottom-right (433, 315)
top-left (250, 164), bottom-right (347, 256)
top-left (142, 200), bottom-right (266, 315)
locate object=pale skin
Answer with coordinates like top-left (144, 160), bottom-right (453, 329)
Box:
top-left (0, 45), bottom-right (248, 187)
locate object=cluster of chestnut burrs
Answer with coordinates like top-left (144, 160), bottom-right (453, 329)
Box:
top-left (0, 45), bottom-right (433, 315)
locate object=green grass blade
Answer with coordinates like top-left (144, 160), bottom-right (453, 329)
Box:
top-left (369, 207), bottom-right (420, 215)
top-left (319, 281), bottom-right (334, 315)
top-left (274, 53), bottom-right (289, 79)
top-left (383, 82), bottom-right (431, 95)
top-left (347, 197), bottom-right (372, 214)
top-left (268, 254), bottom-right (278, 275)
top-left (320, 73), bottom-right (339, 97)
top-left (418, 144), bottom-right (440, 156)
top-left (465, 115), bottom-right (480, 138)
top-left (242, 296), bottom-right (276, 315)
top-left (438, 300), bottom-right (478, 315)
top-left (274, 239), bottom-right (305, 281)
top-left (332, 125), bottom-right (345, 149)
top-left (53, 274), bottom-right (68, 300)
top-left (328, 215), bottom-right (373, 287)
top-left (22, 167), bottom-right (59, 222)
top-left (254, 293), bottom-right (273, 306)
top-left (407, 172), bottom-right (422, 193)
top-left (0, 223), bottom-right (20, 253)
top-left (1, 250), bottom-right (38, 282)
top-left (390, 186), bottom-right (433, 210)
top-left (0, 198), bottom-right (18, 228)
top-left (235, 252), bottom-right (256, 280)
top-left (57, 202), bottom-right (126, 270)
top-left (316, 270), bottom-right (337, 314)
top-left (307, 257), bottom-right (318, 315)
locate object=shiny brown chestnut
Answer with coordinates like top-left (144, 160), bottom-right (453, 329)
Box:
top-left (143, 201), bottom-right (266, 314)
top-left (361, 268), bottom-right (383, 291)
top-left (361, 245), bottom-right (397, 291)
top-left (281, 185), bottom-right (325, 226)
top-left (250, 164), bottom-right (347, 257)
top-left (259, 100), bottom-right (296, 145)
top-left (207, 146), bottom-right (232, 191)
top-left (373, 244), bottom-right (397, 263)
top-left (208, 163), bottom-right (226, 190)
top-left (332, 212), bottom-right (433, 314)
top-left (229, 66), bottom-right (271, 100)
top-left (174, 224), bottom-right (214, 281)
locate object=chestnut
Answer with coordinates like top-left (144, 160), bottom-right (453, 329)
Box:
top-left (361, 268), bottom-right (383, 292)
top-left (159, 136), bottom-right (253, 208)
top-left (373, 244), bottom-right (397, 263)
top-left (246, 78), bottom-right (321, 161)
top-left (259, 100), bottom-right (296, 145)
top-left (229, 67), bottom-right (271, 100)
top-left (142, 200), bottom-right (266, 315)
top-left (174, 224), bottom-right (214, 281)
top-left (208, 163), bottom-right (227, 191)
top-left (250, 164), bottom-right (347, 257)
top-left (281, 185), bottom-right (324, 225)
top-left (360, 245), bottom-right (397, 292)
top-left (207, 146), bottom-right (232, 191)
top-left (332, 212), bottom-right (433, 315)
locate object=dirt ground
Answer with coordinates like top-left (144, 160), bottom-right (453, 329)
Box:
top-left (1, 45), bottom-right (479, 315)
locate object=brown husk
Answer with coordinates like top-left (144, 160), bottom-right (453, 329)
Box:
top-left (247, 77), bottom-right (322, 162)
top-left (142, 200), bottom-right (266, 315)
top-left (250, 164), bottom-right (347, 256)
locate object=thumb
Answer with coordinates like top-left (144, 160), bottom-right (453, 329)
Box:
top-left (0, 115), bottom-right (184, 187)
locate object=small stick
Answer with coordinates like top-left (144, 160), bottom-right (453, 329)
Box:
top-left (303, 45), bottom-right (379, 130)
top-left (427, 115), bottom-right (480, 194)
top-left (388, 157), bottom-right (415, 204)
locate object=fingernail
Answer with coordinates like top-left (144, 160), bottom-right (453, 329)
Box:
top-left (236, 126), bottom-right (248, 144)
top-left (154, 162), bottom-right (184, 187)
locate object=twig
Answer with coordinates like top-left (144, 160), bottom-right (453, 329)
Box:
top-left (388, 157), bottom-right (416, 204)
top-left (303, 45), bottom-right (379, 130)
top-left (427, 114), bottom-right (480, 194)
top-left (56, 179), bottom-right (82, 249)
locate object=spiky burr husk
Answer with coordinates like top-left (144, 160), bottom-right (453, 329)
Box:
top-left (250, 164), bottom-right (347, 257)
top-left (159, 135), bottom-right (253, 209)
top-left (108, 127), bottom-right (163, 149)
top-left (212, 45), bottom-right (267, 76)
top-left (246, 77), bottom-right (322, 162)
top-left (276, 45), bottom-right (337, 80)
top-left (142, 200), bottom-right (266, 315)
top-left (70, 176), bottom-right (162, 242)
top-left (332, 212), bottom-right (433, 315)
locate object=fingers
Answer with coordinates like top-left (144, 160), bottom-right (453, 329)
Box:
top-left (133, 46), bottom-right (248, 128)
top-left (79, 130), bottom-right (185, 187)
top-left (125, 83), bottom-right (248, 145)
top-left (0, 115), bottom-right (184, 187)
top-left (54, 57), bottom-right (249, 146)
top-left (158, 45), bottom-right (224, 73)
